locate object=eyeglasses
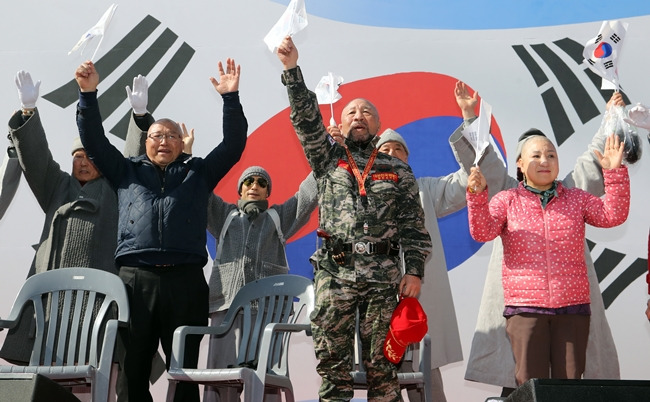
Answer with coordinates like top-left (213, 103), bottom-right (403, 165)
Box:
top-left (148, 133), bottom-right (182, 142)
top-left (242, 177), bottom-right (268, 188)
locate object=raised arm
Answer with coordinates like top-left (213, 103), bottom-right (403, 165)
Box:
top-left (275, 172), bottom-right (318, 239)
top-left (426, 82), bottom-right (510, 218)
top-left (277, 37), bottom-right (335, 177)
top-left (9, 71), bottom-right (66, 212)
top-left (203, 59), bottom-right (248, 187)
top-left (75, 60), bottom-right (127, 185)
top-left (563, 92), bottom-right (625, 195)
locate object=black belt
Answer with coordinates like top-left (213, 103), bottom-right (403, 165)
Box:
top-left (337, 240), bottom-right (400, 256)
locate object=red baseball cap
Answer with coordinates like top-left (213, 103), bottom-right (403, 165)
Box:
top-left (384, 297), bottom-right (428, 364)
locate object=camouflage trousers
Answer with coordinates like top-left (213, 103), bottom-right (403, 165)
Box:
top-left (310, 269), bottom-right (401, 402)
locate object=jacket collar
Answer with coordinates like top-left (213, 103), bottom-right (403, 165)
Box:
top-left (343, 135), bottom-right (378, 152)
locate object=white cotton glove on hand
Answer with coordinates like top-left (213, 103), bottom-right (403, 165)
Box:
top-left (125, 74), bottom-right (149, 115)
top-left (15, 70), bottom-right (41, 109)
top-left (624, 103), bottom-right (650, 130)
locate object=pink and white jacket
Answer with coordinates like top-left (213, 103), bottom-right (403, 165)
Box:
top-left (467, 166), bottom-right (630, 308)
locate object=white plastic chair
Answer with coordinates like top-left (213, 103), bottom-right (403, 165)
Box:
top-left (0, 267), bottom-right (129, 402)
top-left (166, 274), bottom-right (314, 402)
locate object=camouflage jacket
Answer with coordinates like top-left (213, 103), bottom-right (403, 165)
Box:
top-left (282, 66), bottom-right (431, 283)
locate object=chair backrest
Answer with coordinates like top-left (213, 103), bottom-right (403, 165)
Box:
top-left (219, 274), bottom-right (314, 376)
top-left (3, 267), bottom-right (129, 368)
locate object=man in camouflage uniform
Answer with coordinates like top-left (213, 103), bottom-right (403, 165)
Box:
top-left (276, 36), bottom-right (432, 402)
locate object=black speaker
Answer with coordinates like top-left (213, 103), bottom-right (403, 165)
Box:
top-left (0, 374), bottom-right (81, 402)
top-left (506, 378), bottom-right (650, 402)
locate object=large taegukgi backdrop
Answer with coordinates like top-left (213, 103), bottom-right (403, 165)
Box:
top-left (0, 1), bottom-right (648, 401)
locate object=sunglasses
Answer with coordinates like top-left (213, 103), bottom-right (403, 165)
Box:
top-left (242, 177), bottom-right (268, 188)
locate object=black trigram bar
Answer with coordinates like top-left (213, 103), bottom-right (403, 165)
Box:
top-left (42, 15), bottom-right (195, 141)
top-left (110, 42), bottom-right (195, 139)
top-left (602, 257), bottom-right (647, 309)
top-left (43, 15), bottom-right (162, 108)
top-left (96, 28), bottom-right (179, 119)
top-left (530, 43), bottom-right (600, 126)
top-left (553, 37), bottom-right (630, 104)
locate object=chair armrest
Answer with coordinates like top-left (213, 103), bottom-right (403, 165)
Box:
top-left (97, 319), bottom-right (119, 377)
top-left (169, 325), bottom-right (226, 370)
top-left (0, 318), bottom-right (17, 332)
top-left (255, 322), bottom-right (310, 377)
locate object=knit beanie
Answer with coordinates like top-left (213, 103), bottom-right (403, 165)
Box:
top-left (237, 166), bottom-right (272, 196)
top-left (71, 137), bottom-right (84, 155)
top-left (515, 128), bottom-right (547, 160)
top-left (376, 128), bottom-right (409, 155)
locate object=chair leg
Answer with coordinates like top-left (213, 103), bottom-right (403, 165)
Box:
top-left (166, 381), bottom-right (178, 402)
top-left (241, 380), bottom-right (264, 402)
top-left (283, 388), bottom-right (295, 402)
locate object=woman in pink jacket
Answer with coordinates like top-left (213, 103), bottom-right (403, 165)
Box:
top-left (465, 131), bottom-right (630, 386)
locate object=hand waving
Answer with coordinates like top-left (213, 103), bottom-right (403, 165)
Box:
top-left (15, 70), bottom-right (41, 109)
top-left (209, 58), bottom-right (240, 95)
top-left (624, 103), bottom-right (650, 130)
top-left (454, 81), bottom-right (478, 119)
top-left (180, 123), bottom-right (194, 154)
top-left (594, 133), bottom-right (625, 169)
top-left (126, 75), bottom-right (149, 115)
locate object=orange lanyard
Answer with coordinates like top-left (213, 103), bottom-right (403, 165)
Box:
top-left (344, 147), bottom-right (378, 197)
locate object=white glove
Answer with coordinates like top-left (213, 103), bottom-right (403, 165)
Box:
top-left (624, 103), bottom-right (650, 130)
top-left (125, 74), bottom-right (149, 115)
top-left (15, 70), bottom-right (41, 109)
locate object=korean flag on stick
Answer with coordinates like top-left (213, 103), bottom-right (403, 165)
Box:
top-left (583, 20), bottom-right (628, 91)
top-left (68, 4), bottom-right (118, 61)
top-left (263, 0), bottom-right (308, 53)
top-left (461, 99), bottom-right (492, 166)
top-left (315, 72), bottom-right (344, 127)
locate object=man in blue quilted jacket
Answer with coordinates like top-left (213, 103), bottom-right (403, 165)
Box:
top-left (74, 58), bottom-right (248, 402)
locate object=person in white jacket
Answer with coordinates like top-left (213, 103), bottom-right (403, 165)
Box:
top-left (369, 81), bottom-right (506, 402)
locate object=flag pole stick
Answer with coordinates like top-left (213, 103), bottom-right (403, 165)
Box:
top-left (329, 75), bottom-right (336, 126)
top-left (90, 35), bottom-right (104, 62)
